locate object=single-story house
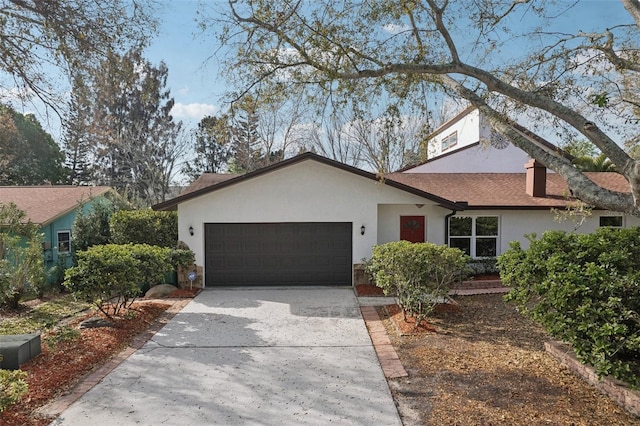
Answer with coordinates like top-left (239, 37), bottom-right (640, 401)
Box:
top-left (0, 186), bottom-right (113, 277)
top-left (153, 152), bottom-right (639, 288)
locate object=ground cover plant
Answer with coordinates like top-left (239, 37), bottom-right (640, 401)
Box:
top-left (0, 294), bottom-right (90, 335)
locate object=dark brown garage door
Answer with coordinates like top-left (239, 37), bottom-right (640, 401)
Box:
top-left (204, 222), bottom-right (352, 286)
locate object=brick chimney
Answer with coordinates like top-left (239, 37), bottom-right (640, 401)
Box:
top-left (525, 159), bottom-right (546, 197)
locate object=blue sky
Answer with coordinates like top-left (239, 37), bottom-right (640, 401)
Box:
top-left (145, 0), bottom-right (223, 130)
top-left (18, 0), bottom-right (636, 142)
top-left (144, 0), bottom-right (634, 127)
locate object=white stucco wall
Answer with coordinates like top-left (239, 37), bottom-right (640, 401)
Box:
top-left (453, 209), bottom-right (640, 256)
top-left (406, 143), bottom-right (532, 173)
top-left (177, 159), bottom-right (448, 279)
top-left (429, 108), bottom-right (481, 157)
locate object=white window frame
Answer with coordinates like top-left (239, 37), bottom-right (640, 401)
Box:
top-left (57, 230), bottom-right (71, 253)
top-left (441, 131), bottom-right (458, 152)
top-left (448, 215), bottom-right (500, 258)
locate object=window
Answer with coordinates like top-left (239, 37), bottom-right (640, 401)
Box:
top-left (441, 131), bottom-right (458, 151)
top-left (57, 231), bottom-right (71, 253)
top-left (599, 216), bottom-right (623, 227)
top-left (449, 216), bottom-right (499, 258)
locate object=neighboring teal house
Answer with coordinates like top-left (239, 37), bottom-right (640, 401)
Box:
top-left (0, 186), bottom-right (113, 278)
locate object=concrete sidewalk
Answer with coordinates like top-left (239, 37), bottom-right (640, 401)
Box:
top-left (50, 288), bottom-right (402, 425)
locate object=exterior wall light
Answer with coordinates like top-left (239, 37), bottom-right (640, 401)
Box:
top-left (189, 226), bottom-right (194, 236)
top-left (360, 225), bottom-right (366, 235)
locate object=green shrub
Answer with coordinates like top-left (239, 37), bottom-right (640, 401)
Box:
top-left (498, 227), bottom-right (640, 388)
top-left (64, 244), bottom-right (145, 316)
top-left (72, 196), bottom-right (123, 254)
top-left (170, 249), bottom-right (195, 270)
top-left (129, 244), bottom-right (173, 287)
top-left (0, 203), bottom-right (46, 308)
top-left (468, 258), bottom-right (498, 276)
top-left (64, 244), bottom-right (192, 316)
top-left (110, 210), bottom-right (178, 247)
top-left (365, 241), bottom-right (469, 328)
top-left (0, 369), bottom-right (28, 412)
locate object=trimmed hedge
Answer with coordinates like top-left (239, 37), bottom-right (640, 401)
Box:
top-left (497, 227), bottom-right (640, 388)
top-left (64, 244), bottom-right (193, 316)
top-left (365, 241), bottom-right (469, 328)
top-left (110, 210), bottom-right (178, 248)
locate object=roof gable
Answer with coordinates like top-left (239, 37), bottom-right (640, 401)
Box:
top-left (401, 108), bottom-right (572, 173)
top-left (153, 152), bottom-right (464, 211)
top-left (0, 186), bottom-right (112, 225)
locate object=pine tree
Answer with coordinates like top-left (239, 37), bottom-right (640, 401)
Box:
top-left (182, 114), bottom-right (233, 181)
top-left (228, 98), bottom-right (263, 173)
top-left (66, 48), bottom-right (182, 205)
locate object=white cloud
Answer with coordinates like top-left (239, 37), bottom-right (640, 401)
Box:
top-left (383, 24), bottom-right (409, 35)
top-left (178, 86), bottom-right (189, 95)
top-left (171, 102), bottom-right (217, 120)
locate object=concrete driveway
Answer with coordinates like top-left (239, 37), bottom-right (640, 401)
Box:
top-left (51, 287), bottom-right (402, 425)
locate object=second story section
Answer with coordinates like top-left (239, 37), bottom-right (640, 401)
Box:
top-left (405, 107), bottom-right (567, 173)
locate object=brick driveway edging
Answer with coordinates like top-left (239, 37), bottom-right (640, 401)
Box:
top-left (360, 306), bottom-right (408, 379)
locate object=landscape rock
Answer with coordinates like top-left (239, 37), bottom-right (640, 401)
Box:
top-left (79, 317), bottom-right (114, 329)
top-left (145, 284), bottom-right (178, 298)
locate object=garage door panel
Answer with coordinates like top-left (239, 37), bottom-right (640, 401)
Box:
top-left (205, 222), bottom-right (352, 287)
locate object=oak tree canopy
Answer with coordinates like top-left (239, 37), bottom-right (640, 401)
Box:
top-left (212, 0), bottom-right (640, 215)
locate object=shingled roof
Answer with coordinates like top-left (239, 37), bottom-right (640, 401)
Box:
top-left (0, 186), bottom-right (112, 225)
top-left (153, 152), bottom-right (465, 211)
top-left (386, 172), bottom-right (630, 209)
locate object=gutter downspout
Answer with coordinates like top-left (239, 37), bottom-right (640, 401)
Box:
top-left (445, 210), bottom-right (456, 245)
top-left (445, 201), bottom-right (468, 245)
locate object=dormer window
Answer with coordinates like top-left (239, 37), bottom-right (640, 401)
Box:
top-left (441, 131), bottom-right (457, 151)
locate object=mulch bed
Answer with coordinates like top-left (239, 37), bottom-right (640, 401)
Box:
top-left (0, 301), bottom-right (175, 426)
top-left (382, 294), bottom-right (640, 425)
top-left (355, 284), bottom-right (385, 296)
top-left (385, 303), bottom-right (463, 335)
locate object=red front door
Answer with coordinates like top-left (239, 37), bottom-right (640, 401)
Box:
top-left (400, 216), bottom-right (425, 243)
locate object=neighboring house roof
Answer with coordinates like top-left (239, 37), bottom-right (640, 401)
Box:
top-left (153, 152), bottom-right (465, 211)
top-left (0, 186), bottom-right (112, 225)
top-left (386, 172), bottom-right (629, 209)
top-left (179, 173), bottom-right (240, 196)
